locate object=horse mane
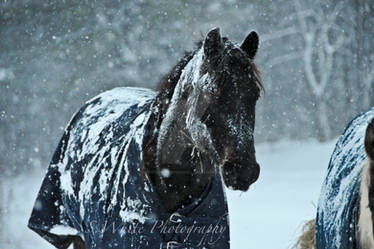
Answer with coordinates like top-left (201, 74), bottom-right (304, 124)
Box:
top-left (141, 47), bottom-right (198, 184)
top-left (155, 43), bottom-right (201, 102)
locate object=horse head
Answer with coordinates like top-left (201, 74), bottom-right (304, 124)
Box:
top-left (157, 28), bottom-right (262, 192)
top-left (200, 28), bottom-right (262, 191)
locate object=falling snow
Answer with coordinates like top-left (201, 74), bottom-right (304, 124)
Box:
top-left (1, 0), bottom-right (374, 248)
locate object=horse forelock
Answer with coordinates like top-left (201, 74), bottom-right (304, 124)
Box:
top-left (219, 37), bottom-right (265, 97)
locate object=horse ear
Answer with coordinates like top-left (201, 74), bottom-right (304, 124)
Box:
top-left (241, 31), bottom-right (259, 59)
top-left (204, 27), bottom-right (223, 58)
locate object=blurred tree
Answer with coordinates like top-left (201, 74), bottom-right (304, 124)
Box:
top-left (295, 1), bottom-right (350, 141)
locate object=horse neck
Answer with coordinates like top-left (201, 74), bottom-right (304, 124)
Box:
top-left (143, 85), bottom-right (214, 213)
top-left (151, 104), bottom-right (212, 212)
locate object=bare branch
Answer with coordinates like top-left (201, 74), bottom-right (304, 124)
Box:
top-left (266, 52), bottom-right (302, 68)
top-left (261, 27), bottom-right (299, 42)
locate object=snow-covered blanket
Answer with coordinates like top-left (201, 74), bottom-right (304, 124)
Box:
top-left (28, 87), bottom-right (229, 249)
top-left (316, 107), bottom-right (374, 249)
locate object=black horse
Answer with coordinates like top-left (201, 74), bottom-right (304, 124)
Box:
top-left (28, 28), bottom-right (263, 249)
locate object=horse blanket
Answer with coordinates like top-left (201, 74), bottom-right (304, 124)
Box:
top-left (316, 107), bottom-right (374, 249)
top-left (28, 87), bottom-right (230, 249)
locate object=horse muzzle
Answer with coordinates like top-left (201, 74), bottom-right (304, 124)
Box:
top-left (222, 160), bottom-right (260, 191)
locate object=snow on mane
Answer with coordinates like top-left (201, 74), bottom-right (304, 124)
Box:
top-left (156, 48), bottom-right (218, 164)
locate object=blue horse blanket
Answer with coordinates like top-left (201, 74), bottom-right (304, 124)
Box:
top-left (28, 87), bottom-right (230, 249)
top-left (316, 107), bottom-right (374, 249)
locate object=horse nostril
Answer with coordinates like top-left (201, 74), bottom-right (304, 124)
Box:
top-left (222, 160), bottom-right (260, 190)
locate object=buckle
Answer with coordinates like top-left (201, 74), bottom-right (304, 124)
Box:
top-left (166, 241), bottom-right (181, 249)
top-left (169, 212), bottom-right (183, 223)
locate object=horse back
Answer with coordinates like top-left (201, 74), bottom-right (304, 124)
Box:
top-left (28, 87), bottom-right (156, 248)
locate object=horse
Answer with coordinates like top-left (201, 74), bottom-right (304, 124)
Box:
top-left (294, 108), bottom-right (374, 249)
top-left (28, 28), bottom-right (263, 249)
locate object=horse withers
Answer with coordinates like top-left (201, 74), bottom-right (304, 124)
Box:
top-left (28, 28), bottom-right (263, 249)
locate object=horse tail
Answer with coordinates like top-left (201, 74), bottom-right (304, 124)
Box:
top-left (292, 219), bottom-right (316, 249)
top-left (365, 118), bottom-right (374, 161)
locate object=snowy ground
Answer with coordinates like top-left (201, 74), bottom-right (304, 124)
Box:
top-left (0, 140), bottom-right (336, 249)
